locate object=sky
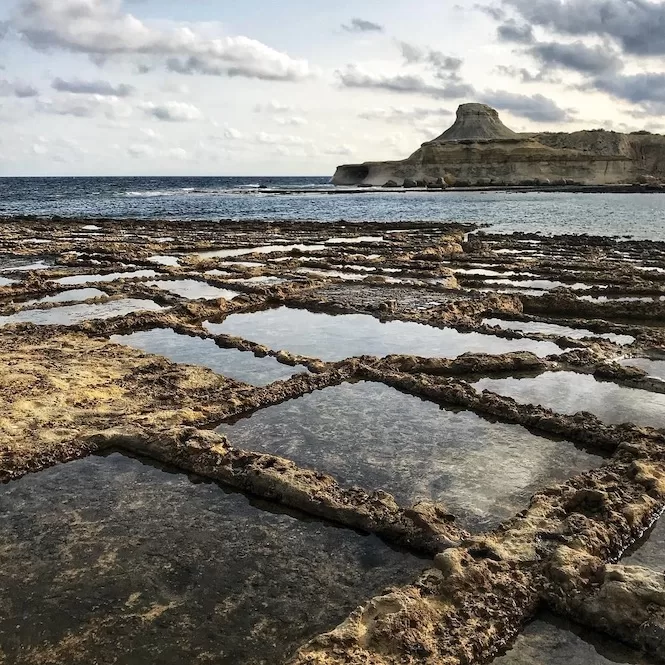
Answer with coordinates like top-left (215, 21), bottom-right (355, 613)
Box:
top-left (1, 0), bottom-right (665, 176)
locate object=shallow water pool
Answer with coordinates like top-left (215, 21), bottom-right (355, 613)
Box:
top-left (217, 382), bottom-right (603, 530)
top-left (474, 372), bottom-right (665, 429)
top-left (0, 299), bottom-right (163, 326)
top-left (112, 328), bottom-right (306, 385)
top-left (205, 307), bottom-right (563, 361)
top-left (0, 452), bottom-right (424, 665)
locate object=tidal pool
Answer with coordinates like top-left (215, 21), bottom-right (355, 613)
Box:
top-left (492, 612), bottom-right (654, 665)
top-left (112, 328), bottom-right (307, 385)
top-left (29, 288), bottom-right (107, 304)
top-left (622, 513), bottom-right (665, 571)
top-left (197, 244), bottom-right (326, 259)
top-left (618, 358), bottom-right (665, 381)
top-left (56, 269), bottom-right (160, 286)
top-left (483, 318), bottom-right (635, 345)
top-left (474, 372), bottom-right (665, 430)
top-left (0, 299), bottom-right (163, 326)
top-left (0, 277), bottom-right (16, 286)
top-left (297, 267), bottom-right (366, 281)
top-left (148, 279), bottom-right (239, 301)
top-left (0, 453), bottom-right (424, 665)
top-left (0, 259), bottom-right (50, 272)
top-left (485, 278), bottom-right (597, 291)
top-left (204, 307), bottom-right (563, 361)
top-left (216, 382), bottom-right (602, 530)
top-left (148, 255), bottom-right (180, 266)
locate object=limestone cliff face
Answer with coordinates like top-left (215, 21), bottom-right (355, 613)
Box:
top-left (333, 103), bottom-right (665, 187)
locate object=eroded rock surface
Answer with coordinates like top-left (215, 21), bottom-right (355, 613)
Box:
top-left (1, 216), bottom-right (665, 664)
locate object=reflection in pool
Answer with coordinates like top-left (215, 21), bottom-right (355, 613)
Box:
top-left (112, 328), bottom-right (307, 386)
top-left (205, 307), bottom-right (563, 361)
top-left (474, 372), bottom-right (665, 430)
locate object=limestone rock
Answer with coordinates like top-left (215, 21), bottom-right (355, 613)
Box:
top-left (333, 102), bottom-right (665, 187)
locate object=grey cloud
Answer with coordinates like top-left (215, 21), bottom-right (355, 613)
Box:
top-left (11, 0), bottom-right (311, 81)
top-left (504, 0), bottom-right (665, 56)
top-left (480, 90), bottom-right (573, 121)
top-left (398, 42), bottom-right (463, 73)
top-left (475, 4), bottom-right (506, 20)
top-left (141, 101), bottom-right (202, 122)
top-left (359, 106), bottom-right (452, 122)
top-left (0, 79), bottom-right (38, 98)
top-left (36, 96), bottom-right (133, 119)
top-left (342, 18), bottom-right (384, 33)
top-left (165, 55), bottom-right (307, 81)
top-left (52, 77), bottom-right (134, 97)
top-left (338, 66), bottom-right (475, 99)
top-left (592, 72), bottom-right (665, 106)
top-left (497, 20), bottom-right (534, 43)
top-left (495, 65), bottom-right (560, 84)
top-left (528, 41), bottom-right (622, 74)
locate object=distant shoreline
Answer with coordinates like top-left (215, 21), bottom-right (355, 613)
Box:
top-left (264, 184), bottom-right (665, 195)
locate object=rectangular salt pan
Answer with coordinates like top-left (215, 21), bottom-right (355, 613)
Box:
top-left (148, 279), bottom-right (239, 301)
top-left (0, 453), bottom-right (424, 665)
top-left (205, 307), bottom-right (563, 361)
top-left (56, 269), bottom-right (160, 286)
top-left (483, 318), bottom-right (635, 346)
top-left (112, 328), bottom-right (306, 386)
top-left (474, 372), bottom-right (665, 430)
top-left (0, 299), bottom-right (163, 326)
top-left (217, 382), bottom-right (603, 530)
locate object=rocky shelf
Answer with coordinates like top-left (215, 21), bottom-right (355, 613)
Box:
top-left (1, 217), bottom-right (665, 664)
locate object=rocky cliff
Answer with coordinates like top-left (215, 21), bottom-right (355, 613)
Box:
top-left (333, 103), bottom-right (665, 187)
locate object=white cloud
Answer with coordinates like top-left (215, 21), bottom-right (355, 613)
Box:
top-left (128, 143), bottom-right (154, 158)
top-left (274, 116), bottom-right (308, 126)
top-left (255, 132), bottom-right (309, 145)
top-left (254, 100), bottom-right (299, 113)
top-left (12, 0), bottom-right (312, 81)
top-left (36, 95), bottom-right (133, 119)
top-left (141, 101), bottom-right (202, 122)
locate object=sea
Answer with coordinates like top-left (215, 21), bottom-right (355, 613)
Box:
top-left (2, 176), bottom-right (665, 241)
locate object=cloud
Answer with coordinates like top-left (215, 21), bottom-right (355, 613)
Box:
top-left (503, 0), bottom-right (665, 56)
top-left (52, 77), bottom-right (134, 97)
top-left (324, 144), bottom-right (355, 156)
top-left (223, 126), bottom-right (244, 140)
top-left (497, 20), bottom-right (534, 43)
top-left (338, 65), bottom-right (475, 99)
top-left (359, 106), bottom-right (453, 122)
top-left (254, 132), bottom-right (309, 146)
top-left (495, 65), bottom-right (560, 83)
top-left (341, 18), bottom-right (384, 33)
top-left (11, 0), bottom-right (312, 81)
top-left (591, 72), bottom-right (665, 108)
top-left (254, 100), bottom-right (300, 113)
top-left (36, 95), bottom-right (132, 119)
top-left (0, 79), bottom-right (38, 98)
top-left (528, 41), bottom-right (622, 74)
top-left (398, 42), bottom-right (463, 75)
top-left (128, 143), bottom-right (154, 158)
top-left (141, 101), bottom-right (202, 122)
top-left (274, 116), bottom-right (308, 126)
top-left (480, 90), bottom-right (573, 121)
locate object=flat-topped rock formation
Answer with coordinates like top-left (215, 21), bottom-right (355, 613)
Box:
top-left (333, 103), bottom-right (665, 187)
